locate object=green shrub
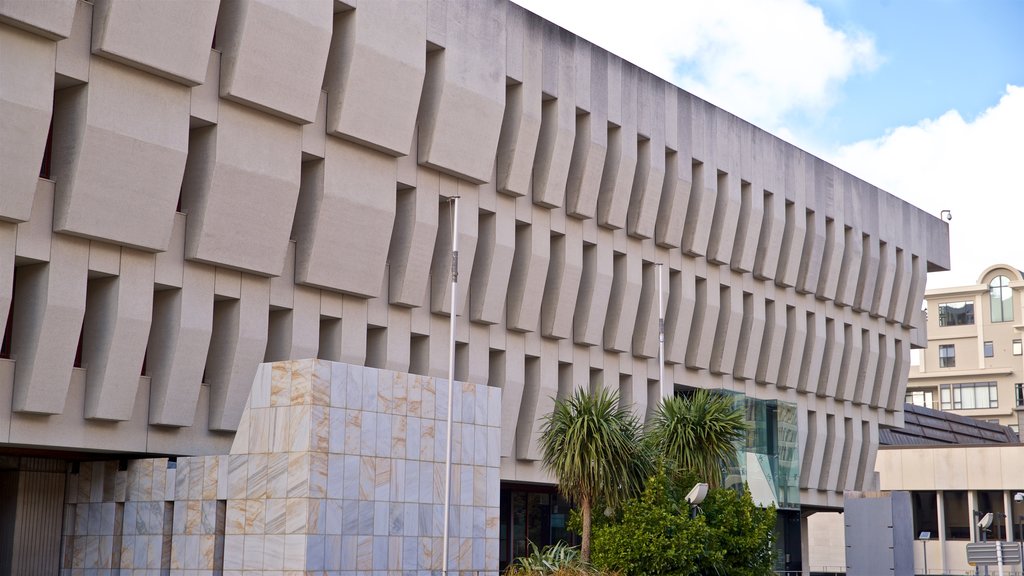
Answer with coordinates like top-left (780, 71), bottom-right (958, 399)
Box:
top-left (505, 541), bottom-right (591, 576)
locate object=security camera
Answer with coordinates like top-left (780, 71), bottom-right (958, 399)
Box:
top-left (1015, 492), bottom-right (1024, 503)
top-left (977, 512), bottom-right (994, 530)
top-left (686, 483), bottom-right (709, 506)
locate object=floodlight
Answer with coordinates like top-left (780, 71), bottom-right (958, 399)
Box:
top-left (977, 512), bottom-right (994, 530)
top-left (686, 483), bottom-right (709, 506)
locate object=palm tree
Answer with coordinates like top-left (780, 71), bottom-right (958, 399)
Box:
top-left (539, 387), bottom-right (651, 563)
top-left (648, 389), bottom-right (748, 489)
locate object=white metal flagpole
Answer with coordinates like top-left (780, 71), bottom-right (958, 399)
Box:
top-left (442, 196), bottom-right (459, 576)
top-left (657, 263), bottom-right (666, 399)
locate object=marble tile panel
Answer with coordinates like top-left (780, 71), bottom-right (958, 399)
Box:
top-left (330, 363), bottom-right (348, 409)
top-left (248, 407), bottom-right (270, 454)
top-left (461, 382), bottom-right (476, 425)
top-left (327, 454), bottom-right (344, 499)
top-left (344, 410), bottom-right (363, 455)
top-left (357, 500), bottom-right (374, 536)
top-left (285, 497), bottom-right (308, 534)
top-left (291, 358), bottom-right (313, 405)
top-left (458, 536), bottom-right (472, 570)
top-left (407, 376), bottom-right (423, 417)
top-left (342, 499), bottom-right (359, 534)
top-left (233, 407), bottom-right (251, 453)
top-left (375, 413), bottom-right (392, 458)
top-left (173, 461), bottom-right (190, 502)
top-left (325, 534), bottom-right (343, 569)
top-left (271, 362), bottom-right (292, 407)
top-left (417, 536), bottom-right (433, 570)
top-left (269, 407), bottom-right (288, 453)
top-left (357, 535), bottom-right (374, 570)
top-left (360, 411), bottom-right (377, 457)
top-left (373, 535), bottom-right (389, 570)
top-left (288, 404), bottom-right (312, 452)
top-left (263, 533), bottom-right (285, 570)
top-left (433, 464), bottom-right (445, 505)
top-left (388, 502), bottom-right (405, 536)
top-left (472, 536), bottom-right (486, 570)
top-left (267, 452), bottom-right (289, 498)
top-left (358, 456), bottom-right (375, 501)
top-left (252, 363), bottom-right (271, 408)
top-left (420, 377), bottom-right (435, 420)
top-left (406, 417), bottom-right (421, 460)
top-left (224, 534), bottom-right (244, 570)
top-left (265, 497), bottom-right (287, 535)
top-left (419, 422), bottom-right (435, 462)
top-left (373, 501), bottom-right (389, 536)
top-left (390, 460), bottom-right (405, 503)
top-left (436, 381), bottom-right (450, 422)
top-left (308, 498), bottom-right (325, 534)
top-left (391, 415), bottom-right (407, 460)
top-left (227, 455), bottom-right (248, 500)
top-left (311, 405), bottom-right (330, 452)
top-left (188, 459), bottom-right (206, 500)
top-left (474, 384), bottom-right (488, 426)
top-left (201, 457), bottom-right (219, 501)
top-left (242, 534), bottom-right (264, 570)
top-left (472, 507), bottom-right (485, 537)
top-left (310, 452), bottom-right (329, 498)
top-left (487, 387), bottom-right (502, 428)
top-left (201, 500), bottom-right (218, 534)
top-left (225, 500), bottom-right (245, 535)
top-left (362, 367), bottom-right (379, 412)
top-left (307, 533), bottom-right (326, 570)
top-left (114, 469), bottom-right (127, 502)
top-left (374, 458), bottom-right (391, 501)
top-left (389, 535), bottom-right (404, 570)
top-left (486, 427), bottom-right (500, 468)
top-left (473, 467), bottom-right (487, 507)
top-left (325, 499), bottom-right (343, 535)
top-left (346, 364), bottom-right (363, 410)
top-left (377, 370), bottom-right (393, 414)
top-left (312, 359), bottom-right (332, 406)
top-left (485, 537), bottom-right (499, 570)
top-left (329, 407), bottom-right (347, 453)
top-left (340, 534), bottom-right (358, 570)
top-left (485, 508), bottom-right (499, 539)
top-left (185, 500), bottom-right (202, 534)
top-left (287, 452), bottom-right (310, 497)
top-left (343, 455), bottom-right (360, 500)
top-left (434, 423), bottom-right (446, 464)
top-left (486, 468), bottom-right (500, 508)
top-left (244, 498), bottom-right (266, 534)
top-left (403, 503), bottom-right (419, 537)
top-left (402, 535), bottom-right (419, 571)
top-left (392, 372), bottom-right (408, 416)
top-left (246, 454), bottom-right (268, 500)
top-left (417, 504), bottom-right (433, 536)
top-left (474, 425), bottom-right (487, 467)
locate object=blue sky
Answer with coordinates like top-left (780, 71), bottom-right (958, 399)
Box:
top-left (511, 0), bottom-right (1024, 288)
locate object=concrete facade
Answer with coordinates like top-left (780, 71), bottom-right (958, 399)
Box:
top-left (0, 0), bottom-right (950, 570)
top-left (907, 264), bottom-right (1024, 430)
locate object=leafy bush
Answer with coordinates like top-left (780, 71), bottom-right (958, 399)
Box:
top-left (589, 471), bottom-right (776, 576)
top-left (505, 541), bottom-right (591, 576)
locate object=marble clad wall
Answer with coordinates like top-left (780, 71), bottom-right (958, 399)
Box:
top-left (60, 359), bottom-right (501, 575)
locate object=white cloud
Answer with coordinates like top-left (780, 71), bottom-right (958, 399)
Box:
top-left (829, 85), bottom-right (1024, 288)
top-left (510, 0), bottom-right (879, 132)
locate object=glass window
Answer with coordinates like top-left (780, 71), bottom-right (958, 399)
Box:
top-left (939, 382), bottom-right (998, 410)
top-left (938, 301), bottom-right (974, 326)
top-left (939, 344), bottom-right (955, 368)
top-left (977, 491), bottom-right (1007, 540)
top-left (912, 491), bottom-right (939, 539)
top-left (943, 491), bottom-right (970, 540)
top-left (984, 341), bottom-right (994, 358)
top-left (905, 390), bottom-right (933, 409)
top-left (990, 276), bottom-right (1013, 323)
top-left (1014, 339), bottom-right (1022, 356)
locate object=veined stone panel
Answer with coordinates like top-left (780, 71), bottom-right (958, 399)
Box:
top-left (0, 0), bottom-right (949, 516)
top-left (59, 360), bottom-right (501, 575)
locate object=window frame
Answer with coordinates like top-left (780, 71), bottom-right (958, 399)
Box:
top-left (1013, 339), bottom-right (1022, 356)
top-left (939, 382), bottom-right (999, 410)
top-left (989, 275), bottom-right (1013, 323)
top-left (938, 344), bottom-right (956, 368)
top-left (937, 300), bottom-right (975, 327)
top-left (984, 341), bottom-right (994, 358)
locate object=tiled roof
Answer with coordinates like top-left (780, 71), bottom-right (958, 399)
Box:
top-left (879, 403), bottom-right (1020, 446)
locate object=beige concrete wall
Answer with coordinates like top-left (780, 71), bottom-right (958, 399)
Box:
top-left (0, 0), bottom-right (950, 509)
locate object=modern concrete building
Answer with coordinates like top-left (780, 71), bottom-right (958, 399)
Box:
top-left (0, 0), bottom-right (949, 573)
top-left (906, 264), bottom-right (1024, 432)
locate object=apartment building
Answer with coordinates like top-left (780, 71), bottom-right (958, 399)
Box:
top-left (906, 265), bottom-right (1024, 431)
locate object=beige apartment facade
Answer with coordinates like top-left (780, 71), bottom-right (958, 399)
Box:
top-left (907, 265), bottom-right (1024, 431)
top-left (0, 0), bottom-right (949, 573)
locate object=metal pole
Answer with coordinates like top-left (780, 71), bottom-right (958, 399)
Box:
top-left (442, 196), bottom-right (459, 576)
top-left (657, 263), bottom-right (666, 400)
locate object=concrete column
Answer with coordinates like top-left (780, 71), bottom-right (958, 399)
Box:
top-left (800, 510), bottom-right (811, 576)
top-left (937, 490), bottom-right (948, 573)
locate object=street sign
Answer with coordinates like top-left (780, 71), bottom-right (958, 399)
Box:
top-left (966, 542), bottom-right (1023, 566)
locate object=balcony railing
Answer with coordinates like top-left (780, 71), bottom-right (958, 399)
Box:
top-left (1015, 382), bottom-right (1024, 408)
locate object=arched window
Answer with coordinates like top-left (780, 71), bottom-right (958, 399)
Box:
top-left (989, 275), bottom-right (1013, 323)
